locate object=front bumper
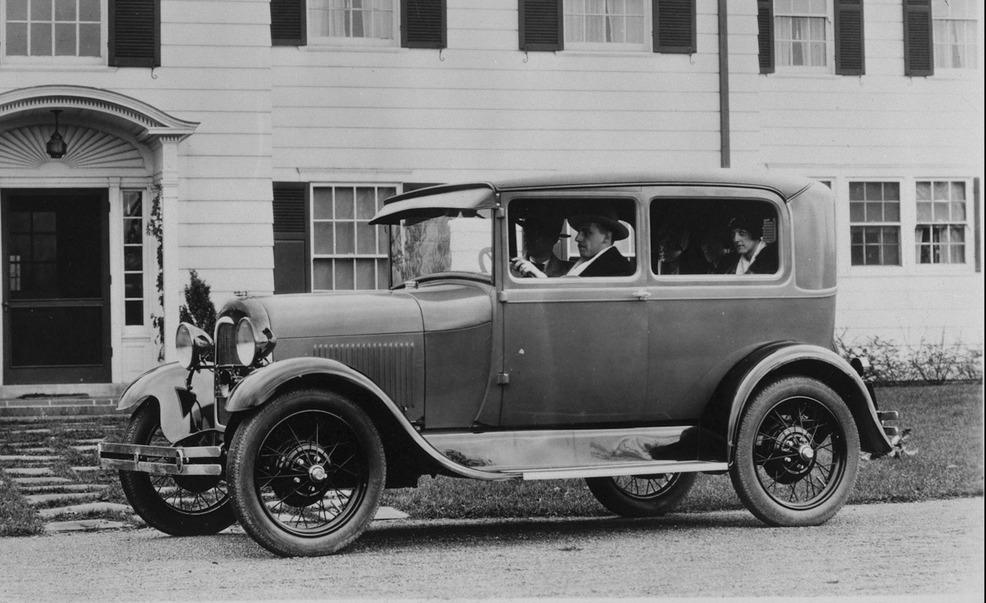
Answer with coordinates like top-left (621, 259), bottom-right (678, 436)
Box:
top-left (97, 442), bottom-right (223, 476)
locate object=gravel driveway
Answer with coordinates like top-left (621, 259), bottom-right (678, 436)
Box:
top-left (1, 498), bottom-right (982, 600)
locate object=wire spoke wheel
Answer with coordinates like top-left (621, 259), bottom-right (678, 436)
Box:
top-left (119, 403), bottom-right (234, 535)
top-left (730, 376), bottom-right (859, 526)
top-left (753, 396), bottom-right (845, 510)
top-left (254, 409), bottom-right (369, 537)
top-left (586, 472), bottom-right (696, 517)
top-left (229, 389), bottom-right (386, 557)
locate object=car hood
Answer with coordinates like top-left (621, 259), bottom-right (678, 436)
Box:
top-left (220, 281), bottom-right (494, 341)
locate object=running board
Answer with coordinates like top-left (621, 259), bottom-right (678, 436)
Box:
top-left (505, 461), bottom-right (729, 481)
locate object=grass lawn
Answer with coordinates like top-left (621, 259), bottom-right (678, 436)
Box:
top-left (1, 383), bottom-right (982, 536)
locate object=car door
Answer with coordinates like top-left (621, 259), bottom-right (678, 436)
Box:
top-left (497, 193), bottom-right (651, 427)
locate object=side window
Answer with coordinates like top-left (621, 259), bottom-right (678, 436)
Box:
top-left (508, 198), bottom-right (637, 278)
top-left (650, 198), bottom-right (779, 276)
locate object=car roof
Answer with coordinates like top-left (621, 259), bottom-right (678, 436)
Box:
top-left (370, 170), bottom-right (816, 225)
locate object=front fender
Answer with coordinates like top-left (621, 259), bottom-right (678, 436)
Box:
top-left (117, 362), bottom-right (217, 443)
top-left (702, 342), bottom-right (893, 462)
top-left (225, 357), bottom-right (511, 481)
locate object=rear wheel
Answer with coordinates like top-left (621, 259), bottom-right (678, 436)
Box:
top-left (586, 473), bottom-right (696, 517)
top-left (119, 402), bottom-right (234, 536)
top-left (729, 376), bottom-right (859, 526)
top-left (228, 389), bottom-right (386, 557)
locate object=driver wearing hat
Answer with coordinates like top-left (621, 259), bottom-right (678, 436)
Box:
top-left (566, 209), bottom-right (634, 277)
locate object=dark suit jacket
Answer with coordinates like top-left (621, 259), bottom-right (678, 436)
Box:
top-left (576, 246), bottom-right (634, 277)
top-left (720, 243), bottom-right (778, 275)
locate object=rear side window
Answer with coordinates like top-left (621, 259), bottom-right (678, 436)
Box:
top-left (650, 198), bottom-right (779, 276)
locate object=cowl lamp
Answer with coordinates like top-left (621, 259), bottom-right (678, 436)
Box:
top-left (45, 110), bottom-right (67, 159)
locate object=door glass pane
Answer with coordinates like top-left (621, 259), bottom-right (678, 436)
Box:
top-left (8, 306), bottom-right (102, 366)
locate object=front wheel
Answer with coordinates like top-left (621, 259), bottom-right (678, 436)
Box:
top-left (729, 376), bottom-right (860, 526)
top-left (119, 402), bottom-right (235, 536)
top-left (227, 389), bottom-right (386, 557)
top-left (585, 473), bottom-right (696, 517)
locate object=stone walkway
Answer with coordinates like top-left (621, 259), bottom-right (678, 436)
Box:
top-left (0, 413), bottom-right (134, 533)
top-left (1, 410), bottom-right (408, 535)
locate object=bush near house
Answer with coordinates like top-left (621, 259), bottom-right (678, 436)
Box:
top-left (178, 269), bottom-right (217, 335)
top-left (835, 334), bottom-right (983, 385)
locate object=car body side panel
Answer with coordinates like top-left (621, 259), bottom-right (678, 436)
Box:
top-left (116, 362), bottom-right (216, 443)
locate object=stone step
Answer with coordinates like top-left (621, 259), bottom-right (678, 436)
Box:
top-left (0, 444), bottom-right (56, 453)
top-left (5, 428), bottom-right (53, 436)
top-left (26, 492), bottom-right (104, 506)
top-left (4, 467), bottom-right (55, 477)
top-left (45, 519), bottom-right (132, 533)
top-left (0, 454), bottom-right (61, 463)
top-left (9, 476), bottom-right (72, 486)
top-left (19, 483), bottom-right (108, 495)
top-left (70, 444), bottom-right (98, 452)
top-left (38, 501), bottom-right (132, 519)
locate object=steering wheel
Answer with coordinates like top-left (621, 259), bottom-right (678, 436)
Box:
top-left (478, 247), bottom-right (493, 274)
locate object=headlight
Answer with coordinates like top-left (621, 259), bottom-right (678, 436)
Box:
top-left (176, 322), bottom-right (213, 369)
top-left (235, 317), bottom-right (258, 366)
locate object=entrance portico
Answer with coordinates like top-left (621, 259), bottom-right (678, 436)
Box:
top-left (0, 85), bottom-right (197, 394)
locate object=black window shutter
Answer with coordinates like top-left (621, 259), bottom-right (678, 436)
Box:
top-left (757, 0), bottom-right (774, 74)
top-left (903, 0), bottom-right (934, 76)
top-left (519, 0), bottom-right (563, 51)
top-left (653, 0), bottom-right (696, 54)
top-left (834, 0), bottom-right (864, 75)
top-left (402, 0), bottom-right (446, 49)
top-left (273, 183), bottom-right (310, 294)
top-left (109, 0), bottom-right (160, 67)
top-left (271, 0), bottom-right (307, 46)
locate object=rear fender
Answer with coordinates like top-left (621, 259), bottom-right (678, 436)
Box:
top-left (701, 342), bottom-right (893, 462)
top-left (117, 362), bottom-right (217, 443)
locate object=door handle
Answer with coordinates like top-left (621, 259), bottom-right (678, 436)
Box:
top-left (632, 289), bottom-right (652, 300)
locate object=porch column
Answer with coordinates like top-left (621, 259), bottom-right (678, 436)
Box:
top-left (154, 135), bottom-right (183, 362)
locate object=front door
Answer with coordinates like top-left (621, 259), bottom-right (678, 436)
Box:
top-left (2, 190), bottom-right (111, 384)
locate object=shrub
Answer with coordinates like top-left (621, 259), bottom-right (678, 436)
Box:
top-left (835, 332), bottom-right (983, 385)
top-left (178, 269), bottom-right (217, 335)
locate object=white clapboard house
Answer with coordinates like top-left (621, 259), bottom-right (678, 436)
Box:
top-left (0, 0), bottom-right (980, 394)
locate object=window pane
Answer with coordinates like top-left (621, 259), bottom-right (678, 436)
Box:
top-left (335, 261), bottom-right (354, 289)
top-left (356, 187), bottom-right (376, 219)
top-left (849, 182), bottom-right (864, 200)
top-left (125, 273), bottom-right (143, 298)
top-left (335, 188), bottom-right (354, 219)
top-left (933, 181), bottom-right (949, 200)
top-left (55, 22), bottom-right (75, 55)
top-left (884, 202), bottom-right (900, 222)
top-left (55, 0), bottom-right (76, 20)
top-left (950, 202), bottom-right (966, 221)
top-left (950, 181), bottom-right (966, 201)
top-left (31, 22), bottom-right (53, 55)
top-left (313, 259), bottom-right (333, 289)
top-left (7, 0), bottom-right (28, 20)
top-left (313, 188), bottom-right (333, 219)
top-left (31, 0), bottom-right (52, 20)
top-left (124, 220), bottom-right (142, 244)
top-left (79, 0), bottom-right (99, 20)
top-left (313, 222), bottom-right (334, 254)
top-left (357, 222), bottom-right (376, 254)
top-left (123, 192), bottom-right (142, 217)
top-left (864, 182), bottom-right (882, 200)
top-left (79, 22), bottom-right (99, 56)
top-left (916, 181), bottom-right (932, 201)
top-left (6, 23), bottom-right (28, 55)
top-left (849, 203), bottom-right (864, 222)
top-left (917, 202), bottom-right (933, 222)
top-left (355, 259), bottom-right (376, 289)
top-left (124, 247), bottom-right (142, 271)
top-left (125, 300), bottom-right (144, 326)
top-left (336, 222), bottom-right (355, 253)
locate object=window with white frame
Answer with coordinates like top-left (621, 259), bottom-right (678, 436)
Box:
top-left (122, 189), bottom-right (145, 326)
top-left (564, 0), bottom-right (648, 50)
top-left (915, 180), bottom-right (968, 264)
top-left (2, 0), bottom-right (104, 61)
top-left (311, 184), bottom-right (395, 290)
top-left (849, 182), bottom-right (901, 266)
top-left (774, 0), bottom-right (828, 68)
top-left (932, 0), bottom-right (978, 69)
top-left (309, 0), bottom-right (397, 45)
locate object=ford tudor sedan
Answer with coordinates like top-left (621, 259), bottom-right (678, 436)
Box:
top-left (99, 171), bottom-right (900, 557)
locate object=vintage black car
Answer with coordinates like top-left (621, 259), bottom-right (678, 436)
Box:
top-left (99, 171), bottom-right (900, 557)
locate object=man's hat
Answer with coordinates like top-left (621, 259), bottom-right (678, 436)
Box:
top-left (516, 215), bottom-right (569, 239)
top-left (568, 208), bottom-right (630, 241)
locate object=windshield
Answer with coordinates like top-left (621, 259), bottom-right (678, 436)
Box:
top-left (389, 209), bottom-right (494, 284)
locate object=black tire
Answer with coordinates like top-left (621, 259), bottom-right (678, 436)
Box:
top-left (729, 376), bottom-right (860, 526)
top-left (227, 389), bottom-right (386, 557)
top-left (586, 472), bottom-right (697, 517)
top-left (118, 402), bottom-right (235, 536)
